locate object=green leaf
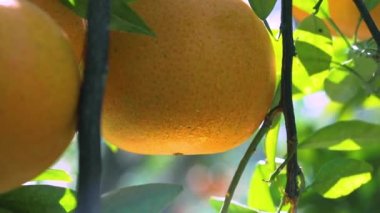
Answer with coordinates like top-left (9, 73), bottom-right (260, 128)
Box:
top-left (324, 69), bottom-right (361, 103)
top-left (300, 120), bottom-right (380, 150)
top-left (101, 183), bottom-right (182, 213)
top-left (247, 160), bottom-right (287, 212)
top-left (296, 15), bottom-right (332, 39)
top-left (209, 197), bottom-right (258, 213)
top-left (353, 55), bottom-right (378, 81)
top-left (60, 189), bottom-right (77, 213)
top-left (294, 16), bottom-right (332, 75)
top-left (295, 41), bottom-right (332, 75)
top-left (310, 158), bottom-right (373, 199)
top-left (248, 0), bottom-right (277, 20)
top-left (292, 59), bottom-right (329, 96)
top-left (60, 0), bottom-right (88, 17)
top-left (33, 169), bottom-right (72, 182)
top-left (0, 185), bottom-right (73, 213)
top-left (365, 0), bottom-right (380, 10)
top-left (110, 0), bottom-right (155, 35)
top-left (265, 116), bottom-right (281, 171)
top-left (61, 0), bottom-right (154, 35)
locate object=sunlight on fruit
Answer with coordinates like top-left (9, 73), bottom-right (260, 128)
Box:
top-left (0, 0), bottom-right (18, 7)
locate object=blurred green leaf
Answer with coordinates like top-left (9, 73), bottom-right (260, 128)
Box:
top-left (353, 55), bottom-right (378, 81)
top-left (247, 160), bottom-right (288, 212)
top-left (101, 183), bottom-right (182, 213)
top-left (60, 0), bottom-right (88, 17)
top-left (0, 185), bottom-right (72, 213)
top-left (33, 169), bottom-right (72, 182)
top-left (60, 189), bottom-right (77, 213)
top-left (311, 158), bottom-right (373, 199)
top-left (324, 69), bottom-right (362, 103)
top-left (300, 120), bottom-right (380, 150)
top-left (292, 58), bottom-right (329, 97)
top-left (209, 197), bottom-right (258, 213)
top-left (365, 0), bottom-right (380, 10)
top-left (247, 162), bottom-right (275, 212)
top-left (362, 94), bottom-right (380, 108)
top-left (0, 208), bottom-right (12, 213)
top-left (248, 0), bottom-right (277, 20)
top-left (61, 0), bottom-right (154, 35)
top-left (265, 116), bottom-right (281, 171)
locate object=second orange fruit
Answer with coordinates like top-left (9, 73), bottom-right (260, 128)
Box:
top-left (102, 0), bottom-right (276, 155)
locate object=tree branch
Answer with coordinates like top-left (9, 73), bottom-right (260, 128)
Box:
top-left (219, 107), bottom-right (282, 213)
top-left (352, 0), bottom-right (380, 49)
top-left (76, 0), bottom-right (110, 211)
top-left (280, 0), bottom-right (300, 211)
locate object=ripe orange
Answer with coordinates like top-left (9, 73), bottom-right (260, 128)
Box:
top-left (102, 0), bottom-right (276, 155)
top-left (0, 0), bottom-right (80, 192)
top-left (293, 0), bottom-right (380, 40)
top-left (28, 0), bottom-right (85, 60)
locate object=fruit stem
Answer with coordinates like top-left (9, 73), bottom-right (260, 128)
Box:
top-left (219, 107), bottom-right (281, 213)
top-left (352, 0), bottom-right (380, 51)
top-left (280, 0), bottom-right (301, 211)
top-left (76, 0), bottom-right (110, 212)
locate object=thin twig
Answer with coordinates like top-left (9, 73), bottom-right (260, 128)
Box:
top-left (312, 0), bottom-right (324, 14)
top-left (280, 0), bottom-right (300, 211)
top-left (76, 0), bottom-right (110, 211)
top-left (219, 107), bottom-right (282, 213)
top-left (352, 0), bottom-right (380, 49)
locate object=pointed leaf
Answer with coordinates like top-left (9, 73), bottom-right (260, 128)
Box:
top-left (295, 41), bottom-right (332, 75)
top-left (110, 0), bottom-right (155, 35)
top-left (248, 0), bottom-right (277, 20)
top-left (311, 158), bottom-right (373, 198)
top-left (61, 0), bottom-right (154, 35)
top-left (0, 185), bottom-right (73, 213)
top-left (300, 120), bottom-right (380, 150)
top-left (101, 183), bottom-right (182, 213)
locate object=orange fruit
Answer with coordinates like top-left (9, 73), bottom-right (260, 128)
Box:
top-left (293, 0), bottom-right (380, 40)
top-left (28, 0), bottom-right (85, 60)
top-left (102, 0), bottom-right (276, 155)
top-left (0, 0), bottom-right (80, 192)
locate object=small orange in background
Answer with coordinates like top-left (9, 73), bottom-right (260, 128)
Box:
top-left (0, 0), bottom-right (80, 192)
top-left (102, 0), bottom-right (276, 155)
top-left (293, 0), bottom-right (380, 40)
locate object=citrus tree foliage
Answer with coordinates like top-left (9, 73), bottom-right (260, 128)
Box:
top-left (211, 0), bottom-right (380, 212)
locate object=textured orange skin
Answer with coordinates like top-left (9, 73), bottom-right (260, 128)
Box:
top-left (0, 0), bottom-right (80, 192)
top-left (293, 0), bottom-right (380, 40)
top-left (103, 0), bottom-right (276, 155)
top-left (28, 0), bottom-right (85, 60)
